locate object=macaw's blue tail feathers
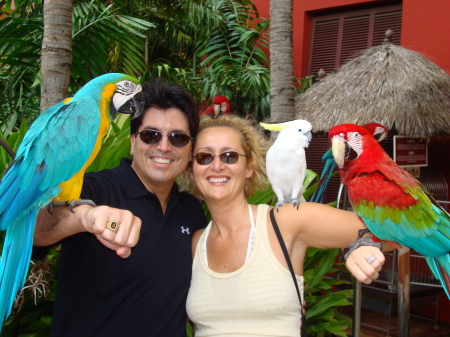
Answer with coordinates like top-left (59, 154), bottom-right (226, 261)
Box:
top-left (0, 210), bottom-right (37, 323)
top-left (0, 166), bottom-right (54, 231)
top-left (424, 255), bottom-right (450, 300)
top-left (310, 149), bottom-right (336, 203)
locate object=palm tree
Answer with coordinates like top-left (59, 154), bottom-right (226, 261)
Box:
top-left (41, 0), bottom-right (73, 111)
top-left (269, 0), bottom-right (295, 123)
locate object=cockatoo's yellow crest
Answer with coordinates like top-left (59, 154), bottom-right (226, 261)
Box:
top-left (260, 121), bottom-right (292, 131)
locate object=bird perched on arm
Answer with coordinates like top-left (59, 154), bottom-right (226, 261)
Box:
top-left (199, 95), bottom-right (231, 119)
top-left (329, 123), bottom-right (450, 299)
top-left (260, 119), bottom-right (312, 210)
top-left (0, 73), bottom-right (144, 327)
top-left (310, 122), bottom-right (388, 203)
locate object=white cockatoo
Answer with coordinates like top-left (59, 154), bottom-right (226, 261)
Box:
top-left (260, 119), bottom-right (312, 210)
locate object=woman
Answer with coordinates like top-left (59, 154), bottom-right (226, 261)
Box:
top-left (185, 116), bottom-right (389, 336)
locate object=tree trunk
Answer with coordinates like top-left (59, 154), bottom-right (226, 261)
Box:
top-left (40, 0), bottom-right (73, 112)
top-left (269, 0), bottom-right (295, 123)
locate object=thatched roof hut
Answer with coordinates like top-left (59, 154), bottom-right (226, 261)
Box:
top-left (295, 30), bottom-right (450, 138)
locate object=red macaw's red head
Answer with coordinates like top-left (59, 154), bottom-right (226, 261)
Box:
top-left (328, 124), bottom-right (384, 169)
top-left (199, 96), bottom-right (232, 119)
top-left (362, 122), bottom-right (388, 142)
top-left (212, 96), bottom-right (231, 116)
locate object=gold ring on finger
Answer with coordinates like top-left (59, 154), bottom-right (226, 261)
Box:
top-left (106, 220), bottom-right (120, 232)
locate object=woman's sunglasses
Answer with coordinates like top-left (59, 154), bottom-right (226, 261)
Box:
top-left (135, 130), bottom-right (193, 148)
top-left (194, 151), bottom-right (247, 165)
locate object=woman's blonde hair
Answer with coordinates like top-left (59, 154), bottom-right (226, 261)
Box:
top-left (179, 116), bottom-right (270, 200)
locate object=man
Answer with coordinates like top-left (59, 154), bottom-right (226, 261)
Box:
top-left (33, 78), bottom-right (207, 337)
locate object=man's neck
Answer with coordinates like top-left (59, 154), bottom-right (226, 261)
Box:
top-left (130, 164), bottom-right (174, 214)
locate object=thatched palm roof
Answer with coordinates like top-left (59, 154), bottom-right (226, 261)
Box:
top-left (295, 30), bottom-right (450, 138)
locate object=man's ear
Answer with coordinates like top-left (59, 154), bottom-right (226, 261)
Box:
top-left (130, 134), bottom-right (136, 156)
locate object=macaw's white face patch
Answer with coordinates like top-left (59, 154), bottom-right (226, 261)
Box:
top-left (112, 81), bottom-right (142, 109)
top-left (346, 131), bottom-right (364, 159)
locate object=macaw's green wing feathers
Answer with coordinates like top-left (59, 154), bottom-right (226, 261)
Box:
top-left (357, 186), bottom-right (450, 299)
top-left (349, 170), bottom-right (450, 255)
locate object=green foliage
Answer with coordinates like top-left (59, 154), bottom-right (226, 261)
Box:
top-left (0, 118), bottom-right (28, 173)
top-left (1, 0), bottom-right (271, 133)
top-left (0, 1), bottom-right (44, 132)
top-left (86, 114), bottom-right (133, 173)
top-left (303, 248), bottom-right (353, 336)
top-left (0, 0), bottom-right (154, 130)
top-left (194, 1), bottom-right (270, 119)
top-left (71, 1), bottom-right (155, 83)
top-left (295, 74), bottom-right (318, 95)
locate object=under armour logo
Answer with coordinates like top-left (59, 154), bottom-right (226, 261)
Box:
top-left (181, 226), bottom-right (190, 234)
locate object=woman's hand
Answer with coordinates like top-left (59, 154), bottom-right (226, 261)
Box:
top-left (345, 245), bottom-right (385, 284)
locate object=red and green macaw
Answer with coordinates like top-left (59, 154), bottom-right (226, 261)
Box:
top-left (329, 123), bottom-right (450, 299)
top-left (310, 123), bottom-right (388, 203)
top-left (0, 73), bottom-right (144, 325)
top-left (199, 95), bottom-right (231, 119)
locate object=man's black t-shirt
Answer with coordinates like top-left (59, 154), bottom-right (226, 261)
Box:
top-left (38, 158), bottom-right (206, 337)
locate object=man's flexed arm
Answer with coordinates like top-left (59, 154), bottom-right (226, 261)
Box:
top-left (34, 205), bottom-right (141, 258)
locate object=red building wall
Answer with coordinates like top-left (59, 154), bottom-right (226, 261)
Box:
top-left (253, 0), bottom-right (450, 322)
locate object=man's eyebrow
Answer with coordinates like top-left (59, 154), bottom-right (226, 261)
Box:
top-left (140, 127), bottom-right (189, 134)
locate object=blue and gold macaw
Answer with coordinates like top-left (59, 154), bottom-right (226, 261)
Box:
top-left (0, 73), bottom-right (144, 325)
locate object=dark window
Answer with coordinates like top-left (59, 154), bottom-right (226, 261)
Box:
top-left (308, 4), bottom-right (402, 75)
top-left (305, 4), bottom-right (401, 205)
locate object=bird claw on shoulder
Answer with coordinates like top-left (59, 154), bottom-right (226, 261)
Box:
top-left (289, 198), bottom-right (300, 210)
top-left (275, 201), bottom-right (285, 212)
top-left (68, 199), bottom-right (97, 213)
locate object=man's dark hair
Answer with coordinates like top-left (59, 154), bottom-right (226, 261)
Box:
top-left (130, 78), bottom-right (199, 138)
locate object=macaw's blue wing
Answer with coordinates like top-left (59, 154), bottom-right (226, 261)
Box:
top-left (0, 97), bottom-right (101, 321)
top-left (309, 148), bottom-right (337, 203)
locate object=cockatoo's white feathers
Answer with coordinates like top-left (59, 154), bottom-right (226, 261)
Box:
top-left (260, 119), bottom-right (312, 210)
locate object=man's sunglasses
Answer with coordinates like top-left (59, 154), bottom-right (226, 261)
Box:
top-left (194, 151), bottom-right (247, 165)
top-left (135, 130), bottom-right (193, 148)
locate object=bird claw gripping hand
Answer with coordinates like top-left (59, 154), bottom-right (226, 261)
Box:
top-left (344, 228), bottom-right (383, 261)
top-left (48, 199), bottom-right (97, 213)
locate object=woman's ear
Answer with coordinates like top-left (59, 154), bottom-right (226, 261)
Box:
top-left (245, 158), bottom-right (254, 179)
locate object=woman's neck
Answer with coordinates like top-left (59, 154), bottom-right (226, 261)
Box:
top-left (207, 198), bottom-right (250, 235)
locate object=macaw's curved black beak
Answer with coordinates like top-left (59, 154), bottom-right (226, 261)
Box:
top-left (117, 90), bottom-right (145, 120)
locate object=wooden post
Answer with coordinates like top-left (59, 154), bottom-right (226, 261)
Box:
top-left (352, 279), bottom-right (362, 336)
top-left (398, 246), bottom-right (410, 336)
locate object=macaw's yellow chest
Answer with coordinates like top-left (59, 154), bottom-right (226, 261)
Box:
top-left (54, 86), bottom-right (114, 203)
